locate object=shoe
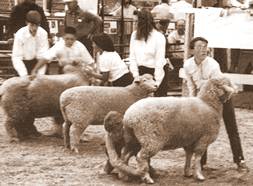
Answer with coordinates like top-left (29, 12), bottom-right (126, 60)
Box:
top-left (237, 161), bottom-right (250, 173)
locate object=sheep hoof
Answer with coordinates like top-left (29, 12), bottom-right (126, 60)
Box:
top-left (104, 161), bottom-right (114, 174)
top-left (184, 171), bottom-right (193, 178)
top-left (142, 173), bottom-right (154, 184)
top-left (9, 137), bottom-right (20, 143)
top-left (118, 171), bottom-right (129, 181)
top-left (196, 173), bottom-right (205, 181)
top-left (71, 146), bottom-right (79, 154)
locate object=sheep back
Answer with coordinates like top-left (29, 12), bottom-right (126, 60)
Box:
top-left (123, 97), bottom-right (221, 150)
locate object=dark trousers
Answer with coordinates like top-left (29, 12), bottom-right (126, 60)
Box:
top-left (23, 59), bottom-right (38, 75)
top-left (78, 36), bottom-right (93, 56)
top-left (138, 64), bottom-right (169, 97)
top-left (112, 72), bottom-right (134, 87)
top-left (201, 99), bottom-right (245, 166)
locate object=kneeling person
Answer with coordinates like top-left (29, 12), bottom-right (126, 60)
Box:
top-left (32, 26), bottom-right (94, 74)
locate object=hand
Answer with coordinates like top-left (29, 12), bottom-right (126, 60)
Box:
top-left (31, 68), bottom-right (38, 75)
top-left (82, 66), bottom-right (94, 75)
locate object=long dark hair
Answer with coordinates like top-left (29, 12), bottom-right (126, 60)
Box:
top-left (136, 9), bottom-right (155, 42)
top-left (92, 33), bottom-right (115, 52)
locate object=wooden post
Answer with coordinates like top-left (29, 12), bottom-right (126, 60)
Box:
top-left (183, 13), bottom-right (194, 61)
top-left (120, 0), bottom-right (125, 58)
top-left (42, 0), bottom-right (47, 12)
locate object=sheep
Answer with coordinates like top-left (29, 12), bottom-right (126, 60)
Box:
top-left (0, 64), bottom-right (91, 142)
top-left (60, 74), bottom-right (157, 153)
top-left (112, 77), bottom-right (236, 184)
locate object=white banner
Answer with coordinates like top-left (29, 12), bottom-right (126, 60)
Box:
top-left (194, 7), bottom-right (253, 49)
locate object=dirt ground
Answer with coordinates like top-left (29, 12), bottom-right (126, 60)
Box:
top-left (0, 107), bottom-right (253, 186)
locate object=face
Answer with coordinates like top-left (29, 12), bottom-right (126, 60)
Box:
top-left (176, 20), bottom-right (185, 35)
top-left (124, 0), bottom-right (130, 7)
top-left (193, 40), bottom-right (208, 62)
top-left (66, 1), bottom-right (78, 11)
top-left (63, 33), bottom-right (76, 47)
top-left (27, 22), bottom-right (39, 36)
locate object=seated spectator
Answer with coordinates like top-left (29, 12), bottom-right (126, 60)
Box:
top-left (168, 19), bottom-right (185, 60)
top-left (31, 27), bottom-right (94, 75)
top-left (8, 0), bottom-right (49, 40)
top-left (84, 33), bottom-right (134, 87)
top-left (12, 10), bottom-right (49, 76)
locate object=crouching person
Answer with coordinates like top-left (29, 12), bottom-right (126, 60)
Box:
top-left (183, 37), bottom-right (248, 172)
top-left (32, 26), bottom-right (94, 75)
top-left (12, 10), bottom-right (49, 76)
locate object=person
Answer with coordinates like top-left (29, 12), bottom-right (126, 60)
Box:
top-left (129, 9), bottom-right (168, 96)
top-left (12, 10), bottom-right (49, 76)
top-left (168, 19), bottom-right (185, 60)
top-left (183, 37), bottom-right (248, 172)
top-left (63, 0), bottom-right (103, 55)
top-left (8, 0), bottom-right (49, 40)
top-left (170, 0), bottom-right (193, 20)
top-left (111, 0), bottom-right (137, 19)
top-left (31, 26), bottom-right (94, 75)
top-left (84, 33), bottom-right (134, 87)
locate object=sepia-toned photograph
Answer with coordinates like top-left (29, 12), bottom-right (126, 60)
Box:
top-left (0, 0), bottom-right (253, 185)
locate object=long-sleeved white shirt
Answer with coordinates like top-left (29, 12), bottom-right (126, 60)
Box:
top-left (42, 39), bottom-right (94, 66)
top-left (129, 29), bottom-right (166, 86)
top-left (183, 56), bottom-right (223, 96)
top-left (12, 26), bottom-right (49, 76)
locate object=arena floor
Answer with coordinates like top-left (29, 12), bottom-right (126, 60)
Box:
top-left (0, 107), bottom-right (253, 186)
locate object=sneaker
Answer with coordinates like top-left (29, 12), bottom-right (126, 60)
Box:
top-left (237, 161), bottom-right (249, 173)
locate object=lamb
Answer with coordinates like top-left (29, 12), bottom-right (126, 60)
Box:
top-left (0, 64), bottom-right (90, 142)
top-left (110, 77), bottom-right (236, 183)
top-left (60, 74), bottom-right (157, 153)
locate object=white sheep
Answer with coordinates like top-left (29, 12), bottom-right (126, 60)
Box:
top-left (60, 74), bottom-right (157, 153)
top-left (113, 77), bottom-right (236, 183)
top-left (0, 64), bottom-right (90, 142)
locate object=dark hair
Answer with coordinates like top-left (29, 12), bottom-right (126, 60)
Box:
top-left (92, 33), bottom-right (115, 52)
top-left (189, 37), bottom-right (208, 49)
top-left (161, 0), bottom-right (169, 3)
top-left (136, 9), bottom-right (155, 41)
top-left (26, 10), bottom-right (41, 25)
top-left (64, 26), bottom-right (77, 35)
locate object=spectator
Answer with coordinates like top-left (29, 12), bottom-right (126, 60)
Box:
top-left (31, 26), bottom-right (94, 75)
top-left (129, 9), bottom-right (168, 96)
top-left (168, 19), bottom-right (185, 60)
top-left (12, 10), bottom-right (49, 76)
top-left (8, 0), bottom-right (49, 39)
top-left (111, 0), bottom-right (137, 19)
top-left (183, 37), bottom-right (248, 172)
top-left (64, 0), bottom-right (103, 55)
top-left (151, 0), bottom-right (174, 20)
top-left (84, 33), bottom-right (134, 87)
top-left (170, 0), bottom-right (193, 20)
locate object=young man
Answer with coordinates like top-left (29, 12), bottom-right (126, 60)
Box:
top-left (12, 10), bottom-right (49, 76)
top-left (183, 37), bottom-right (248, 172)
top-left (31, 26), bottom-right (94, 74)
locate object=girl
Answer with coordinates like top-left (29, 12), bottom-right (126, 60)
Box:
top-left (86, 33), bottom-right (134, 87)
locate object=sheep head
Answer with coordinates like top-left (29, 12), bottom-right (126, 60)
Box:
top-left (198, 77), bottom-right (237, 103)
top-left (133, 74), bottom-right (158, 93)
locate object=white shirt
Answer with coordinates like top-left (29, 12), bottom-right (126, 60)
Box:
top-left (99, 51), bottom-right (129, 82)
top-left (151, 3), bottom-right (174, 20)
top-left (12, 26), bottom-right (49, 76)
top-left (183, 56), bottom-right (223, 96)
top-left (112, 5), bottom-right (137, 19)
top-left (129, 29), bottom-right (166, 86)
top-left (170, 0), bottom-right (193, 20)
top-left (43, 39), bottom-right (94, 66)
top-left (168, 30), bottom-right (185, 59)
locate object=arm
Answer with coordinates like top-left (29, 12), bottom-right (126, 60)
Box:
top-left (129, 33), bottom-right (139, 79)
top-left (154, 33), bottom-right (166, 86)
top-left (78, 43), bottom-right (94, 65)
top-left (12, 34), bottom-right (28, 76)
top-left (183, 62), bottom-right (197, 97)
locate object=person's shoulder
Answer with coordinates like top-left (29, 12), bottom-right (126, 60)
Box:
top-left (37, 27), bottom-right (48, 35)
top-left (15, 26), bottom-right (27, 36)
top-left (153, 29), bottom-right (166, 39)
top-left (206, 56), bottom-right (219, 65)
top-left (74, 40), bottom-right (85, 48)
top-left (184, 57), bottom-right (194, 68)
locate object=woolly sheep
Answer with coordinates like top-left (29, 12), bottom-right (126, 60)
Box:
top-left (113, 77), bottom-right (236, 183)
top-left (60, 74), bottom-right (157, 153)
top-left (1, 64), bottom-right (90, 142)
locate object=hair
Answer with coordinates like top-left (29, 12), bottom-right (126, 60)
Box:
top-left (189, 37), bottom-right (208, 49)
top-left (26, 10), bottom-right (41, 25)
top-left (176, 19), bottom-right (185, 26)
top-left (64, 26), bottom-right (77, 35)
top-left (136, 9), bottom-right (155, 41)
top-left (161, 0), bottom-right (169, 3)
top-left (92, 33), bottom-right (115, 52)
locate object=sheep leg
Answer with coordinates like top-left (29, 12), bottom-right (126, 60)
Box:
top-left (69, 123), bottom-right (84, 153)
top-left (21, 117), bottom-right (41, 138)
top-left (136, 149), bottom-right (154, 184)
top-left (194, 153), bottom-right (205, 181)
top-left (4, 117), bottom-right (19, 142)
top-left (48, 116), bottom-right (64, 138)
top-left (184, 149), bottom-right (193, 177)
top-left (63, 121), bottom-right (71, 149)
